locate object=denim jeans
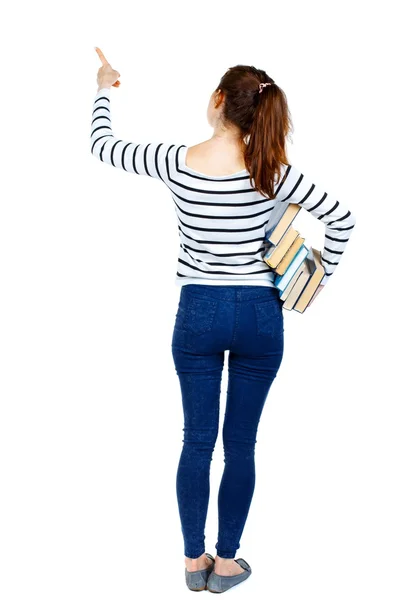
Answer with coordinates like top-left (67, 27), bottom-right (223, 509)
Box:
top-left (171, 284), bottom-right (284, 559)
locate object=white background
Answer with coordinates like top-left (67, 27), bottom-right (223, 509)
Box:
top-left (1, 1), bottom-right (397, 598)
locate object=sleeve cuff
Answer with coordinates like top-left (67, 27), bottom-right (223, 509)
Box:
top-left (320, 273), bottom-right (329, 286)
top-left (96, 87), bottom-right (111, 95)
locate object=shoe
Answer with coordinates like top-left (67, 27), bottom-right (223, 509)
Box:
top-left (206, 558), bottom-right (252, 593)
top-left (185, 553), bottom-right (215, 591)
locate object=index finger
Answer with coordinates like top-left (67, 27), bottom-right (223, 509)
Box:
top-left (95, 46), bottom-right (110, 66)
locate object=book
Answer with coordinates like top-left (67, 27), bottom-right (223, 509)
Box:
top-left (292, 248), bottom-right (325, 313)
top-left (263, 226), bottom-right (299, 268)
top-left (264, 202), bottom-right (302, 246)
top-left (275, 247), bottom-right (325, 312)
top-left (264, 205), bottom-right (325, 312)
top-left (280, 263), bottom-right (310, 310)
top-left (274, 234), bottom-right (305, 275)
top-left (274, 244), bottom-right (309, 293)
top-left (280, 266), bottom-right (305, 302)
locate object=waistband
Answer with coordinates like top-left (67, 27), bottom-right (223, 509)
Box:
top-left (180, 284), bottom-right (281, 303)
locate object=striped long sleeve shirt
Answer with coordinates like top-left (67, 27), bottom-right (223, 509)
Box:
top-left (90, 87), bottom-right (356, 288)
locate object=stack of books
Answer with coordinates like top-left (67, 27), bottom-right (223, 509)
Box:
top-left (263, 203), bottom-right (325, 313)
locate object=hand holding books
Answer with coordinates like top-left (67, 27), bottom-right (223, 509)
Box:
top-left (263, 202), bottom-right (325, 313)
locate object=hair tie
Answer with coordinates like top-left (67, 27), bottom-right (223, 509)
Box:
top-left (258, 82), bottom-right (273, 93)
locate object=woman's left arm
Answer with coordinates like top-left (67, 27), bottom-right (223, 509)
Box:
top-left (91, 47), bottom-right (173, 180)
top-left (278, 163), bottom-right (357, 287)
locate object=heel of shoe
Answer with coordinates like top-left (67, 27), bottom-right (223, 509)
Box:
top-left (185, 553), bottom-right (215, 591)
top-left (206, 558), bottom-right (252, 593)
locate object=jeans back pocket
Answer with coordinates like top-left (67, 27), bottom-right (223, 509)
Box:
top-left (178, 293), bottom-right (218, 336)
top-left (254, 298), bottom-right (284, 338)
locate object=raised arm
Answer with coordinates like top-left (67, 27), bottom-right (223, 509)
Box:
top-left (278, 163), bottom-right (357, 286)
top-left (90, 87), bottom-right (173, 180)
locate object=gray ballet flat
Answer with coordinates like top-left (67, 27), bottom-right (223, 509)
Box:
top-left (206, 558), bottom-right (252, 593)
top-left (185, 553), bottom-right (215, 592)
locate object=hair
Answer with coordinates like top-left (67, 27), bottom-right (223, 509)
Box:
top-left (215, 65), bottom-right (293, 199)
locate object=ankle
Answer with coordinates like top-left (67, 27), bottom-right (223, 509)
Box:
top-left (185, 553), bottom-right (206, 564)
top-left (215, 556), bottom-right (235, 563)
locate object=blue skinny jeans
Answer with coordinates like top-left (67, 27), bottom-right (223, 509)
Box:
top-left (171, 284), bottom-right (284, 559)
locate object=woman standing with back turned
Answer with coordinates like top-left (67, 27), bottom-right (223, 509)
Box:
top-left (91, 48), bottom-right (356, 593)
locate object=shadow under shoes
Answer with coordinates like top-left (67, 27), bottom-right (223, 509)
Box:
top-left (185, 553), bottom-right (216, 592)
top-left (206, 558), bottom-right (252, 593)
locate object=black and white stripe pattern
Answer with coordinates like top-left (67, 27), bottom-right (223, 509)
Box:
top-left (91, 87), bottom-right (356, 288)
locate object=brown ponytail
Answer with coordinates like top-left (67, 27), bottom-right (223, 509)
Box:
top-left (216, 65), bottom-right (293, 199)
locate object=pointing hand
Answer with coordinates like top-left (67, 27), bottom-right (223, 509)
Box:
top-left (95, 46), bottom-right (121, 88)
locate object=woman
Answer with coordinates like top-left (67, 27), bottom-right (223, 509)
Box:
top-left (91, 47), bottom-right (356, 593)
